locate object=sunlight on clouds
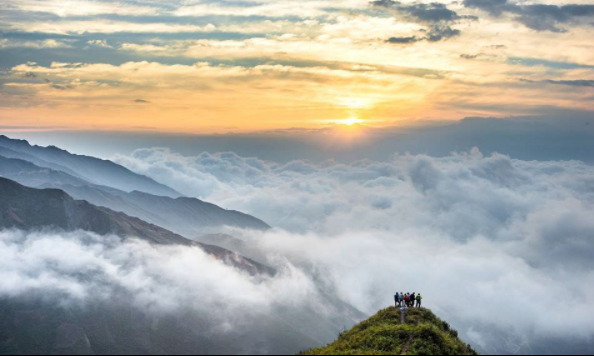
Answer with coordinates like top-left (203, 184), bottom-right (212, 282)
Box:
top-left (3, 53), bottom-right (593, 133)
top-left (8, 20), bottom-right (217, 35)
top-left (5, 0), bottom-right (161, 16)
top-left (174, 0), bottom-right (369, 18)
top-left (0, 0), bottom-right (593, 132)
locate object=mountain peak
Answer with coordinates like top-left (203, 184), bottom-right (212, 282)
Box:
top-left (0, 135), bottom-right (29, 146)
top-left (302, 307), bottom-right (478, 355)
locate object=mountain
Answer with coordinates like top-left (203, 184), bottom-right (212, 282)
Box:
top-left (302, 307), bottom-right (478, 355)
top-left (0, 135), bottom-right (181, 198)
top-left (0, 154), bottom-right (270, 233)
top-left (47, 184), bottom-right (271, 234)
top-left (0, 178), bottom-right (362, 355)
top-left (0, 177), bottom-right (271, 275)
top-left (0, 145), bottom-right (84, 178)
top-left (0, 155), bottom-right (90, 188)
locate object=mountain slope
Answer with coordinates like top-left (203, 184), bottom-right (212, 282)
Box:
top-left (0, 135), bottom-right (181, 198)
top-left (0, 155), bottom-right (90, 188)
top-left (0, 178), bottom-right (361, 355)
top-left (0, 177), bottom-right (271, 275)
top-left (0, 146), bottom-right (84, 179)
top-left (302, 307), bottom-right (478, 355)
top-left (0, 155), bottom-right (270, 233)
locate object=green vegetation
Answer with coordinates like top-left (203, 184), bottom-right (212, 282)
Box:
top-left (301, 308), bottom-right (478, 356)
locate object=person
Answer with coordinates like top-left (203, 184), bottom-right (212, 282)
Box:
top-left (394, 293), bottom-right (399, 308)
top-left (399, 293), bottom-right (404, 307)
top-left (411, 293), bottom-right (416, 307)
top-left (403, 293), bottom-right (409, 307)
top-left (416, 294), bottom-right (423, 308)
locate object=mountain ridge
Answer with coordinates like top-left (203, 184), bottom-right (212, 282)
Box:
top-left (0, 135), bottom-right (182, 198)
top-left (0, 177), bottom-right (272, 275)
top-left (0, 151), bottom-right (270, 233)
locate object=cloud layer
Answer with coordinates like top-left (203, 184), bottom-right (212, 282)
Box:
top-left (113, 147), bottom-right (594, 353)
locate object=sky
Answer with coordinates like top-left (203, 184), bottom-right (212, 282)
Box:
top-left (0, 0), bottom-right (594, 133)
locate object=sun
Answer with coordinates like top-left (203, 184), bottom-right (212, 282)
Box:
top-left (338, 118), bottom-right (365, 126)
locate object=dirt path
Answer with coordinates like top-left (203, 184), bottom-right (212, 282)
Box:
top-left (400, 335), bottom-right (414, 355)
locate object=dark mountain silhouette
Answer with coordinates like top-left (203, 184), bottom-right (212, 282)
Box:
top-left (0, 177), bottom-right (270, 275)
top-left (0, 135), bottom-right (181, 198)
top-left (0, 154), bottom-right (270, 233)
top-left (302, 307), bottom-right (478, 355)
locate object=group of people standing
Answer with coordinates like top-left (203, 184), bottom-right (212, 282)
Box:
top-left (394, 292), bottom-right (422, 308)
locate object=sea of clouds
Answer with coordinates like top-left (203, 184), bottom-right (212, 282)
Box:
top-left (112, 147), bottom-right (594, 353)
top-left (1, 147), bottom-right (593, 354)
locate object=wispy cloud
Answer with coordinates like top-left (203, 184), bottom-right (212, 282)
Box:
top-left (464, 0), bottom-right (594, 32)
top-left (522, 78), bottom-right (594, 87)
top-left (0, 39), bottom-right (72, 49)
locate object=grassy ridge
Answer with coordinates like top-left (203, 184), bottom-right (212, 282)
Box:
top-left (301, 307), bottom-right (478, 355)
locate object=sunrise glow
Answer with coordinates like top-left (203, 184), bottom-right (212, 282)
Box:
top-left (0, 0), bottom-right (592, 134)
top-left (338, 118), bottom-right (366, 126)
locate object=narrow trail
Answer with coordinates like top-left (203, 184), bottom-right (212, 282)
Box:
top-left (399, 307), bottom-right (421, 355)
top-left (400, 335), bottom-right (414, 355)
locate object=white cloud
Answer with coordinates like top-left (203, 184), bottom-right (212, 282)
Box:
top-left (8, 20), bottom-right (217, 35)
top-left (0, 39), bottom-right (72, 49)
top-left (5, 0), bottom-right (160, 17)
top-left (113, 147), bottom-right (594, 353)
top-left (174, 0), bottom-right (367, 18)
top-left (87, 39), bottom-right (113, 48)
top-left (0, 229), bottom-right (320, 319)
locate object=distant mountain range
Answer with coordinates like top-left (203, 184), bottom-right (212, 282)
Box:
top-left (0, 135), bottom-right (363, 355)
top-left (0, 135), bottom-right (181, 197)
top-left (0, 179), bottom-right (360, 355)
top-left (0, 177), bottom-right (271, 275)
top-left (0, 135), bottom-right (270, 235)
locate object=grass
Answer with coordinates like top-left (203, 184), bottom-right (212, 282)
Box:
top-left (300, 308), bottom-right (478, 356)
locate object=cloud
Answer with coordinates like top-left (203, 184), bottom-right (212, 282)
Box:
top-left (4, 0), bottom-right (161, 17)
top-left (134, 99), bottom-right (150, 103)
top-left (0, 229), bottom-right (322, 322)
top-left (521, 79), bottom-right (594, 88)
top-left (508, 57), bottom-right (594, 70)
top-left (7, 20), bottom-right (218, 35)
top-left (113, 147), bottom-right (594, 353)
top-left (464, 0), bottom-right (594, 32)
top-left (386, 36), bottom-right (420, 44)
top-left (542, 79), bottom-right (594, 88)
top-left (0, 39), bottom-right (72, 49)
top-left (0, 125), bottom-right (66, 131)
top-left (87, 39), bottom-right (113, 48)
top-left (371, 0), bottom-right (476, 42)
